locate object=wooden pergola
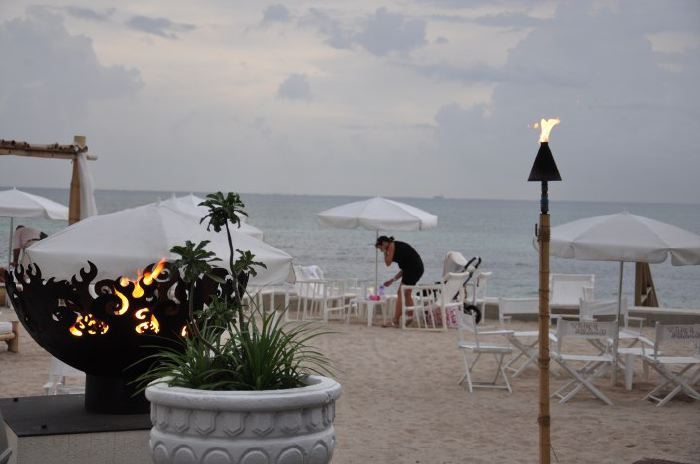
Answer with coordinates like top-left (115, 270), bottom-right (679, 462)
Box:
top-left (0, 136), bottom-right (97, 225)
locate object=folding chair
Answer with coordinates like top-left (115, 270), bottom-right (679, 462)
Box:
top-left (456, 310), bottom-right (513, 393)
top-left (642, 323), bottom-right (700, 407)
top-left (579, 297), bottom-right (653, 390)
top-left (551, 319), bottom-right (617, 405)
top-left (498, 297), bottom-right (540, 378)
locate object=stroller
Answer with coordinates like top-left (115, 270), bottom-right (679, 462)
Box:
top-left (441, 251), bottom-right (483, 323)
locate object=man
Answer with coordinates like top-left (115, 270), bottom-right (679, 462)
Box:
top-left (11, 225), bottom-right (47, 267)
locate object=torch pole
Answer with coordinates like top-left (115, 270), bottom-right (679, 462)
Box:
top-left (538, 180), bottom-right (551, 464)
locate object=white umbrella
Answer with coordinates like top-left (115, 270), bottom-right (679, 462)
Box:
top-left (0, 188), bottom-right (69, 268)
top-left (157, 194), bottom-right (264, 240)
top-left (318, 196), bottom-right (438, 288)
top-left (548, 211), bottom-right (700, 380)
top-left (26, 204), bottom-right (293, 287)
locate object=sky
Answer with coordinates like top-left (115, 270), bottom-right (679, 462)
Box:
top-left (1, 0), bottom-right (699, 203)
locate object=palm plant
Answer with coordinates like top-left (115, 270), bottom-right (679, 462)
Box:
top-left (140, 191), bottom-right (332, 391)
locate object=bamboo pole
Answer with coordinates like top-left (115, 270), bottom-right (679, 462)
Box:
top-left (68, 136), bottom-right (85, 225)
top-left (538, 187), bottom-right (551, 464)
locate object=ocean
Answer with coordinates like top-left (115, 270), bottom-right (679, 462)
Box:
top-left (2, 187), bottom-right (699, 309)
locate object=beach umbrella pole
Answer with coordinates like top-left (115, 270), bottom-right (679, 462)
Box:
top-left (375, 230), bottom-right (379, 292)
top-left (7, 216), bottom-right (13, 269)
top-left (612, 261), bottom-right (624, 385)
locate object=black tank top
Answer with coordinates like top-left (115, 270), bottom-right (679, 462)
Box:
top-left (392, 241), bottom-right (423, 272)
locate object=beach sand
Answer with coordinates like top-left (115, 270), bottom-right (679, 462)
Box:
top-left (1, 311), bottom-right (698, 464)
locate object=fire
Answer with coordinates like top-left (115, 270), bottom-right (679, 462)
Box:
top-left (69, 314), bottom-right (109, 337)
top-left (143, 259), bottom-right (166, 286)
top-left (181, 325), bottom-right (188, 337)
top-left (534, 118), bottom-right (561, 143)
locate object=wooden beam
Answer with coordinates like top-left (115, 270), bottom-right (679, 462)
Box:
top-left (68, 136), bottom-right (85, 224)
top-left (0, 139), bottom-right (97, 160)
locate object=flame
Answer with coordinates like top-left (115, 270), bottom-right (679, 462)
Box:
top-left (536, 118), bottom-right (560, 143)
top-left (119, 277), bottom-right (129, 286)
top-left (181, 325), bottom-right (188, 337)
top-left (132, 271), bottom-right (145, 298)
top-left (114, 289), bottom-right (129, 315)
top-left (143, 259), bottom-right (166, 286)
top-left (69, 314), bottom-right (109, 337)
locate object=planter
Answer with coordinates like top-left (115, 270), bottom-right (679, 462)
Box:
top-left (145, 375), bottom-right (342, 464)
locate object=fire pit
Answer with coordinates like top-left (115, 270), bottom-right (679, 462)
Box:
top-left (4, 260), bottom-right (225, 414)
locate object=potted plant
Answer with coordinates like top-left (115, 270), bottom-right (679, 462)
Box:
top-left (140, 192), bottom-right (341, 464)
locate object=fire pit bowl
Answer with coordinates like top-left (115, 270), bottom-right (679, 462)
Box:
top-left (4, 261), bottom-right (224, 414)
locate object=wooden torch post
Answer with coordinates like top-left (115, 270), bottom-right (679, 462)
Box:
top-left (537, 181), bottom-right (551, 464)
top-left (68, 135), bottom-right (85, 225)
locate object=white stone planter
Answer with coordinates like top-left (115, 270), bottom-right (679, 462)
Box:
top-left (145, 375), bottom-right (341, 464)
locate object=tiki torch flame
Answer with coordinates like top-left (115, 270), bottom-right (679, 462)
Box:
top-left (534, 118), bottom-right (560, 143)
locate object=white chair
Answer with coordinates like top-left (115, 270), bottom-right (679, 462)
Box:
top-left (642, 323), bottom-right (700, 407)
top-left (456, 310), bottom-right (513, 393)
top-left (296, 279), bottom-right (351, 322)
top-left (549, 273), bottom-right (595, 317)
top-left (399, 283), bottom-right (443, 330)
top-left (0, 321), bottom-right (18, 353)
top-left (44, 356), bottom-right (85, 395)
top-left (551, 319), bottom-right (617, 405)
top-left (399, 271), bottom-right (470, 331)
top-left (579, 297), bottom-right (653, 390)
top-left (498, 297), bottom-right (540, 378)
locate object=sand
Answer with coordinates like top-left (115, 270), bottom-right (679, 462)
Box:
top-left (1, 309), bottom-right (698, 464)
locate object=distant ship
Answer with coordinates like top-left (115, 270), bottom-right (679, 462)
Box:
top-left (433, 194), bottom-right (445, 200)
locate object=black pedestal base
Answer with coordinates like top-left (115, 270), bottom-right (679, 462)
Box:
top-left (85, 374), bottom-right (149, 414)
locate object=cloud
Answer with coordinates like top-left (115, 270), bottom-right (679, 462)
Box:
top-left (299, 8), bottom-right (352, 49)
top-left (262, 4), bottom-right (291, 23)
top-left (63, 6), bottom-right (114, 22)
top-left (276, 74), bottom-right (312, 100)
top-left (474, 12), bottom-right (545, 28)
top-left (432, 0), bottom-right (700, 202)
top-left (126, 15), bottom-right (195, 39)
top-left (354, 8), bottom-right (427, 56)
top-left (0, 9), bottom-right (142, 137)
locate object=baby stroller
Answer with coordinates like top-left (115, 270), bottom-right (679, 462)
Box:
top-left (441, 251), bottom-right (483, 323)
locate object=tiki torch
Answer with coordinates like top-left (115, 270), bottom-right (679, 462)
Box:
top-left (528, 118), bottom-right (561, 464)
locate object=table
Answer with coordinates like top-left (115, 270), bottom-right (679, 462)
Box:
top-left (352, 295), bottom-right (396, 327)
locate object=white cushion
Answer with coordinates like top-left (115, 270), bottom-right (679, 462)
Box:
top-left (0, 321), bottom-right (12, 333)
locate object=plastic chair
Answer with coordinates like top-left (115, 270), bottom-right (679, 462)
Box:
top-left (43, 356), bottom-right (85, 395)
top-left (0, 321), bottom-right (18, 353)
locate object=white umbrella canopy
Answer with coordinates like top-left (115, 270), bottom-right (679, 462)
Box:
top-left (550, 212), bottom-right (700, 266)
top-left (0, 188), bottom-right (69, 268)
top-left (548, 212), bottom-right (700, 382)
top-left (26, 204), bottom-right (293, 287)
top-left (0, 188), bottom-right (69, 220)
top-left (318, 196), bottom-right (437, 288)
top-left (318, 196), bottom-right (438, 231)
top-left (157, 194), bottom-right (264, 240)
